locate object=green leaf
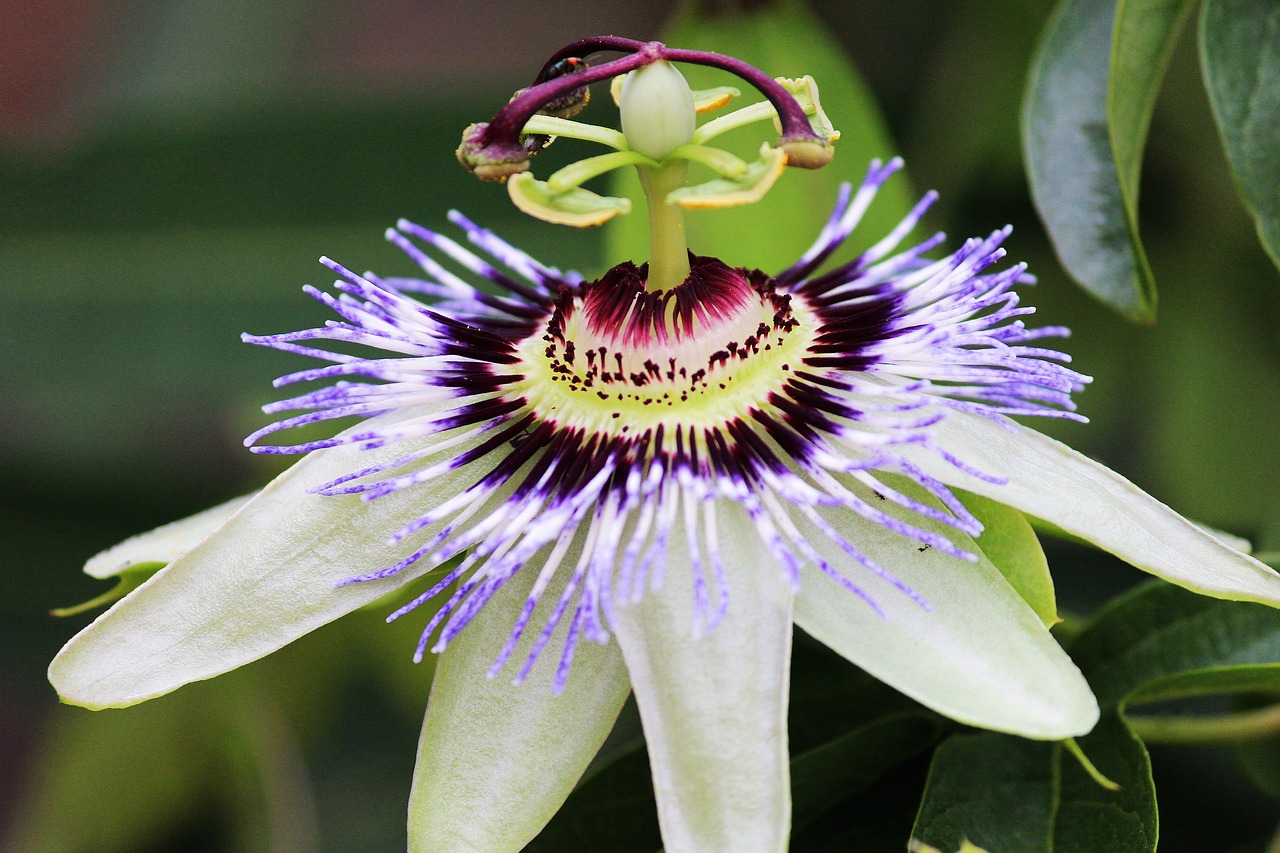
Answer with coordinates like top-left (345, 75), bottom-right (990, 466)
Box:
top-left (1200, 0), bottom-right (1280, 271)
top-left (1233, 695), bottom-right (1280, 799)
top-left (1070, 581), bottom-right (1280, 710)
top-left (787, 632), bottom-right (945, 830)
top-left (911, 721), bottom-right (1156, 853)
top-left (1054, 715), bottom-right (1157, 853)
top-left (791, 712), bottom-right (941, 832)
top-left (914, 582), bottom-right (1280, 852)
top-left (1024, 0), bottom-right (1166, 321)
top-left (912, 732), bottom-right (1057, 853)
top-left (1110, 0), bottom-right (1197, 211)
top-left (958, 489), bottom-right (1058, 627)
top-left (608, 0), bottom-right (915, 275)
top-left (1067, 583), bottom-right (1280, 845)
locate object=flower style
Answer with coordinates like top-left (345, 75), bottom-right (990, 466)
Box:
top-left (50, 38), bottom-right (1280, 853)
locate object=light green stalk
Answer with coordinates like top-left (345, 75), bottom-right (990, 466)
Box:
top-left (638, 162), bottom-right (691, 292)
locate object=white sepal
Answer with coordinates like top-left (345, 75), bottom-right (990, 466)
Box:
top-left (612, 500), bottom-right (793, 853)
top-left (904, 412), bottom-right (1280, 605)
top-left (408, 547), bottom-right (630, 853)
top-left (792, 495), bottom-right (1098, 740)
top-left (50, 409), bottom-right (476, 709)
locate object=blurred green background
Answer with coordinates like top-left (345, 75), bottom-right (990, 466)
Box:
top-left (3, 1), bottom-right (1277, 850)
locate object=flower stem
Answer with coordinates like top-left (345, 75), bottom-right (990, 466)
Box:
top-left (1128, 702), bottom-right (1280, 744)
top-left (638, 162), bottom-right (691, 291)
top-left (1062, 737), bottom-right (1120, 790)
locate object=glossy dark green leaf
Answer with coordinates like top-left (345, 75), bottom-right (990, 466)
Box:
top-left (1234, 694), bottom-right (1280, 800)
top-left (1055, 715), bottom-right (1157, 853)
top-left (792, 714), bottom-right (942, 832)
top-left (607, 0), bottom-right (915, 276)
top-left (915, 582), bottom-right (1280, 852)
top-left (911, 732), bottom-right (1057, 852)
top-left (911, 719), bottom-right (1155, 852)
top-left (1069, 582), bottom-right (1280, 710)
top-left (1112, 0), bottom-right (1197, 289)
top-left (1200, 0), bottom-right (1280, 271)
top-left (1025, 0), bottom-right (1163, 321)
top-left (1070, 583), bottom-right (1280, 841)
top-left (1110, 0), bottom-right (1197, 219)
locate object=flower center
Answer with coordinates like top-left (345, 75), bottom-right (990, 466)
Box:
top-left (516, 257), bottom-right (817, 438)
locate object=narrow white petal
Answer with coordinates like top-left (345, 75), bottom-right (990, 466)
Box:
top-left (905, 412), bottom-right (1280, 605)
top-left (50, 411), bottom-right (478, 709)
top-left (408, 552), bottom-right (630, 853)
top-left (84, 493), bottom-right (257, 579)
top-left (792, 499), bottom-right (1098, 740)
top-left (612, 500), bottom-right (793, 853)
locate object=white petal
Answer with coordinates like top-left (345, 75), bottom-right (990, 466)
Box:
top-left (84, 493), bottom-right (256, 579)
top-left (50, 412), bottom-right (480, 709)
top-left (612, 500), bottom-right (793, 853)
top-left (408, 550), bottom-right (630, 853)
top-left (791, 497), bottom-right (1098, 740)
top-left (904, 412), bottom-right (1280, 605)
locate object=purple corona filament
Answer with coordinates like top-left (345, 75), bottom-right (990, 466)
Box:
top-left (243, 158), bottom-right (1089, 693)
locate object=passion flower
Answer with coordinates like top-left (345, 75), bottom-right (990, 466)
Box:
top-left (50, 37), bottom-right (1280, 853)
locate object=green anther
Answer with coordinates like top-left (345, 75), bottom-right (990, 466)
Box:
top-left (666, 144), bottom-right (787, 210)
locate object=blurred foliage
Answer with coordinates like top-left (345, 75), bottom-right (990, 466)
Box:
top-left (1023, 0), bottom-right (1280, 321)
top-left (4, 0), bottom-right (1280, 851)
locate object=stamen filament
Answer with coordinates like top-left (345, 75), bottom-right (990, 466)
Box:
top-left (548, 149), bottom-right (656, 193)
top-left (692, 100), bottom-right (778, 145)
top-left (521, 115), bottom-right (629, 150)
top-left (668, 144), bottom-right (750, 178)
